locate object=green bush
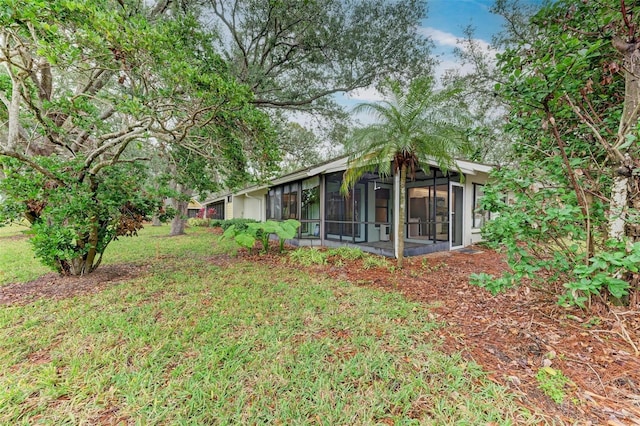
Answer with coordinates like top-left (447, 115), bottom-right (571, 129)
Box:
top-left (561, 240), bottom-right (640, 307)
top-left (0, 156), bottom-right (162, 275)
top-left (187, 218), bottom-right (211, 227)
top-left (327, 246), bottom-right (366, 260)
top-left (288, 248), bottom-right (329, 266)
top-left (220, 219), bottom-right (300, 254)
top-left (220, 218), bottom-right (259, 232)
top-left (469, 272), bottom-right (517, 296)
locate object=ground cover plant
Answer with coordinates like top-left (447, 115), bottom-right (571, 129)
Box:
top-left (0, 225), bottom-right (536, 424)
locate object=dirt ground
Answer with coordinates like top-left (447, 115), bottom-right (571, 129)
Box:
top-left (2, 239), bottom-right (639, 425)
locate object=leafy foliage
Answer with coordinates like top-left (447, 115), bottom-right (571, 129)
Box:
top-left (288, 248), bottom-right (329, 266)
top-left (205, 0), bottom-right (433, 114)
top-left (218, 218), bottom-right (259, 232)
top-left (0, 157), bottom-right (160, 274)
top-left (469, 272), bottom-right (517, 296)
top-left (481, 0), bottom-right (640, 306)
top-left (326, 246), bottom-right (366, 261)
top-left (341, 76), bottom-right (472, 268)
top-left (220, 219), bottom-right (301, 254)
top-left (287, 246), bottom-right (388, 269)
top-left (563, 241), bottom-right (640, 307)
top-left (536, 367), bottom-right (569, 405)
top-left (0, 0), bottom-right (276, 274)
top-left (187, 218), bottom-right (212, 227)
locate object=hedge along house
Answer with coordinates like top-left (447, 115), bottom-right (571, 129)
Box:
top-left (204, 156), bottom-right (493, 257)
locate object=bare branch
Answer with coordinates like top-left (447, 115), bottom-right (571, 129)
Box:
top-left (563, 94), bottom-right (625, 163)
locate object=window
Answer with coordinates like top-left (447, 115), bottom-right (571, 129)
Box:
top-left (473, 183), bottom-right (489, 229)
top-left (284, 183), bottom-right (298, 219)
top-left (325, 172), bottom-right (361, 238)
top-left (267, 183), bottom-right (299, 220)
top-left (375, 188), bottom-right (389, 223)
top-left (301, 177), bottom-right (320, 238)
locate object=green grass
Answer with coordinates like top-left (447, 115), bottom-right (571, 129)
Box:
top-left (0, 224), bottom-right (225, 285)
top-left (0, 227), bottom-right (538, 424)
top-left (0, 223), bottom-right (50, 285)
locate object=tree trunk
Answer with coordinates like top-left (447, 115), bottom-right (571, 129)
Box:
top-left (170, 197), bottom-right (188, 236)
top-left (609, 36), bottom-right (640, 245)
top-left (397, 164), bottom-right (407, 269)
top-left (169, 182), bottom-right (192, 236)
top-left (609, 175), bottom-right (629, 241)
top-left (151, 215), bottom-right (162, 226)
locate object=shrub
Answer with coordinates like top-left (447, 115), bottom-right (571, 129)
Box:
top-left (561, 240), bottom-right (640, 307)
top-left (469, 272), bottom-right (517, 296)
top-left (220, 218), bottom-right (259, 232)
top-left (219, 219), bottom-right (300, 254)
top-left (196, 207), bottom-right (217, 219)
top-left (288, 248), bottom-right (328, 266)
top-left (327, 246), bottom-right (366, 260)
top-left (187, 218), bottom-right (211, 227)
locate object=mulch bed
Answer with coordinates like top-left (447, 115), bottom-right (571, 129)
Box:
top-left (2, 239), bottom-right (639, 424)
top-left (240, 246), bottom-right (640, 425)
top-left (0, 263), bottom-right (148, 306)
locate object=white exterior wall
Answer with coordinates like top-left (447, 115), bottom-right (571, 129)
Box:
top-left (463, 172), bottom-right (490, 246)
top-left (233, 189), bottom-right (267, 221)
top-left (232, 196), bottom-right (244, 219)
top-left (225, 198), bottom-right (234, 220)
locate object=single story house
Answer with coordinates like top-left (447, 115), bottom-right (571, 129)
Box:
top-left (203, 156), bottom-right (493, 257)
top-left (186, 199), bottom-right (204, 219)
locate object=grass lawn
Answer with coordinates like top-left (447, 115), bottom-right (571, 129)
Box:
top-left (0, 222), bottom-right (50, 285)
top-left (0, 225), bottom-right (536, 424)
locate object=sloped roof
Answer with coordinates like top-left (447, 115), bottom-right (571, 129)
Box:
top-left (203, 155), bottom-right (493, 203)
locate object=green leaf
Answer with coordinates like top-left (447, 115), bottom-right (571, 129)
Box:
top-left (234, 233), bottom-right (256, 249)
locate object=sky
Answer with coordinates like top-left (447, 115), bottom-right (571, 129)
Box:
top-left (423, 0), bottom-right (505, 74)
top-left (344, 0), bottom-right (533, 105)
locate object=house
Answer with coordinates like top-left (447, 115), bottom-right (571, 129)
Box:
top-left (203, 156), bottom-right (493, 257)
top-left (186, 199), bottom-right (204, 219)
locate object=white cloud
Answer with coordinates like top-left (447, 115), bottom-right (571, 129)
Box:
top-left (418, 26), bottom-right (500, 83)
top-left (420, 27), bottom-right (460, 48)
top-left (420, 26), bottom-right (495, 55)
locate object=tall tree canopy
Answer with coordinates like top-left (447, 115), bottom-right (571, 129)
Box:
top-left (341, 77), bottom-right (471, 268)
top-left (0, 0), bottom-right (277, 275)
top-left (153, 0), bottom-right (433, 234)
top-left (204, 0), bottom-right (433, 113)
top-left (481, 0), bottom-right (640, 307)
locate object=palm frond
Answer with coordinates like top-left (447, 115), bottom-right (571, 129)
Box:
top-left (344, 75), bottom-right (471, 189)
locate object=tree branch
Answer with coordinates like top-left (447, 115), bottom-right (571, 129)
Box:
top-left (563, 94), bottom-right (625, 163)
top-left (0, 148), bottom-right (66, 185)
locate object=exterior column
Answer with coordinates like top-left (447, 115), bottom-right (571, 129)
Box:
top-left (394, 172), bottom-right (400, 259)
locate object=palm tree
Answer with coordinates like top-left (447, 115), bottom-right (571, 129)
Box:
top-left (341, 76), bottom-right (472, 268)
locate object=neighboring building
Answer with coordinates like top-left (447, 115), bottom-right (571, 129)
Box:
top-left (186, 199), bottom-right (204, 219)
top-left (195, 197), bottom-right (226, 220)
top-left (203, 156), bottom-right (493, 257)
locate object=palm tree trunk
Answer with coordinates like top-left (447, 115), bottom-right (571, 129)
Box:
top-left (397, 164), bottom-right (407, 268)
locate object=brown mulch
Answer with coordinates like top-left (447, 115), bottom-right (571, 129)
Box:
top-left (241, 246), bottom-right (640, 425)
top-left (2, 241), bottom-right (639, 424)
top-left (0, 263), bottom-right (148, 306)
